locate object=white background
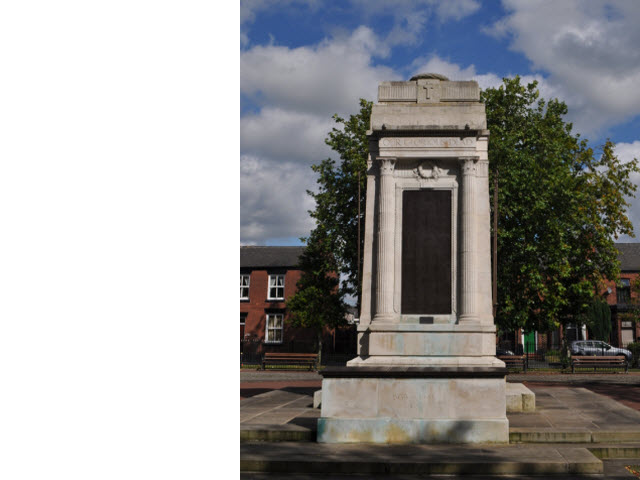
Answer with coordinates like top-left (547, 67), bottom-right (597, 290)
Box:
top-left (0, 2), bottom-right (233, 478)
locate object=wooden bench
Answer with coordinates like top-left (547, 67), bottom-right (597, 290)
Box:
top-left (262, 353), bottom-right (318, 371)
top-left (571, 355), bottom-right (628, 373)
top-left (498, 355), bottom-right (527, 373)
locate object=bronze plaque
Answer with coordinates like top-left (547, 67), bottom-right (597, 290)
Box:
top-left (401, 189), bottom-right (451, 314)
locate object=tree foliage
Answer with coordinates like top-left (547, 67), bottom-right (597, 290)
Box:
top-left (287, 100), bottom-right (371, 352)
top-left (581, 297), bottom-right (612, 341)
top-left (287, 226), bottom-right (347, 360)
top-left (482, 76), bottom-right (639, 332)
top-left (305, 99), bottom-right (371, 302)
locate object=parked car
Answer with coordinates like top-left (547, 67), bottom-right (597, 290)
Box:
top-left (570, 340), bottom-right (632, 362)
top-left (496, 348), bottom-right (515, 356)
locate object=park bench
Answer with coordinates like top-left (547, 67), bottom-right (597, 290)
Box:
top-left (571, 355), bottom-right (628, 373)
top-left (262, 352), bottom-right (318, 371)
top-left (498, 355), bottom-right (527, 373)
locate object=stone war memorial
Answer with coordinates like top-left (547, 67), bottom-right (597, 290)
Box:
top-left (317, 74), bottom-right (508, 444)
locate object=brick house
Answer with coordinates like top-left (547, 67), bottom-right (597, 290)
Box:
top-left (240, 246), bottom-right (357, 361)
top-left (498, 243), bottom-right (640, 352)
top-left (603, 243), bottom-right (640, 347)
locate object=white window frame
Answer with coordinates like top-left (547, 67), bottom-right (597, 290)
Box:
top-left (618, 278), bottom-right (631, 304)
top-left (267, 274), bottom-right (285, 300)
top-left (240, 274), bottom-right (250, 300)
top-left (265, 313), bottom-right (284, 344)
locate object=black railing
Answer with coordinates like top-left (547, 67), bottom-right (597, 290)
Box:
top-left (241, 340), bottom-right (631, 371)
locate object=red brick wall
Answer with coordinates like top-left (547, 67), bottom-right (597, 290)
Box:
top-left (602, 273), bottom-right (639, 305)
top-left (602, 273), bottom-right (640, 347)
top-left (240, 268), bottom-right (319, 355)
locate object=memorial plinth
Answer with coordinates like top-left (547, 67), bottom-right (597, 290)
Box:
top-left (317, 74), bottom-right (508, 444)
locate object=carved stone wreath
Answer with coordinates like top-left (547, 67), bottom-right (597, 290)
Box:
top-left (414, 161), bottom-right (443, 180)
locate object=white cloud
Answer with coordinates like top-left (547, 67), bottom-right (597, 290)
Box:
top-left (240, 155), bottom-right (316, 244)
top-left (351, 0), bottom-right (480, 47)
top-left (609, 141), bottom-right (640, 241)
top-left (241, 26), bottom-right (395, 117)
top-left (241, 108), bottom-right (334, 165)
top-left (485, 0), bottom-right (640, 135)
top-left (433, 0), bottom-right (481, 21)
top-left (240, 27), bottom-right (402, 243)
top-left (354, 0), bottom-right (480, 23)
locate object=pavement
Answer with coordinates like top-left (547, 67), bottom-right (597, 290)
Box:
top-left (240, 370), bottom-right (640, 477)
top-left (240, 370), bottom-right (640, 406)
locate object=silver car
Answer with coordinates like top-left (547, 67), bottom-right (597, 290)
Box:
top-left (570, 340), bottom-right (632, 362)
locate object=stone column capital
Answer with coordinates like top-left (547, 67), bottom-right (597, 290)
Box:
top-left (460, 156), bottom-right (479, 176)
top-left (378, 157), bottom-right (396, 175)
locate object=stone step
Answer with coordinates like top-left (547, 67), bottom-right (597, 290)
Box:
top-left (240, 442), bottom-right (603, 475)
top-left (589, 444), bottom-right (640, 459)
top-left (241, 424), bottom-right (315, 442)
top-left (510, 428), bottom-right (640, 444)
top-left (506, 383), bottom-right (536, 412)
top-left (241, 423), bottom-right (640, 445)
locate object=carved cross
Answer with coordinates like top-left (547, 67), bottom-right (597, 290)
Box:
top-left (423, 85), bottom-right (435, 99)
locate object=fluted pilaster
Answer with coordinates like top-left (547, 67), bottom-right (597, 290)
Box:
top-left (459, 156), bottom-right (479, 324)
top-left (373, 157), bottom-right (396, 322)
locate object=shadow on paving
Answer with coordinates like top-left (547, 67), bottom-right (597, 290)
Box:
top-left (241, 386), bottom-right (319, 399)
top-left (525, 381), bottom-right (640, 412)
top-left (240, 461), bottom-right (637, 479)
top-left (582, 383), bottom-right (640, 411)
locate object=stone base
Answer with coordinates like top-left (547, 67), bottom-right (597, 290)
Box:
top-left (317, 417), bottom-right (509, 444)
top-left (506, 383), bottom-right (536, 413)
top-left (355, 323), bottom-right (499, 358)
top-left (318, 366), bottom-right (508, 444)
top-left (347, 355), bottom-right (505, 367)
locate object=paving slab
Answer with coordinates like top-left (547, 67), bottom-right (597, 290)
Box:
top-left (241, 390), bottom-right (315, 425)
top-left (507, 387), bottom-right (640, 442)
top-left (240, 442), bottom-right (603, 475)
top-left (241, 385), bottom-right (640, 445)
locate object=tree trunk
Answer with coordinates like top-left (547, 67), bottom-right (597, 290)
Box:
top-left (317, 329), bottom-right (323, 368)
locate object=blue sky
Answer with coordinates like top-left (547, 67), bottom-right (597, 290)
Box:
top-left (240, 0), bottom-right (640, 246)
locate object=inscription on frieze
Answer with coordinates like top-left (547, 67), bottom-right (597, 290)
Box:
top-left (380, 137), bottom-right (476, 148)
top-left (440, 81), bottom-right (480, 101)
top-left (379, 83), bottom-right (417, 102)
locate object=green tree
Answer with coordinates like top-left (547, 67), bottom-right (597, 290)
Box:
top-left (581, 298), bottom-right (612, 342)
top-left (482, 77), bottom-right (639, 333)
top-left (306, 99), bottom-right (371, 304)
top-left (287, 100), bottom-right (371, 359)
top-left (287, 227), bottom-right (347, 363)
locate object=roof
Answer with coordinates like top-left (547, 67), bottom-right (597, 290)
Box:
top-left (240, 246), bottom-right (305, 269)
top-left (616, 243), bottom-right (640, 271)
